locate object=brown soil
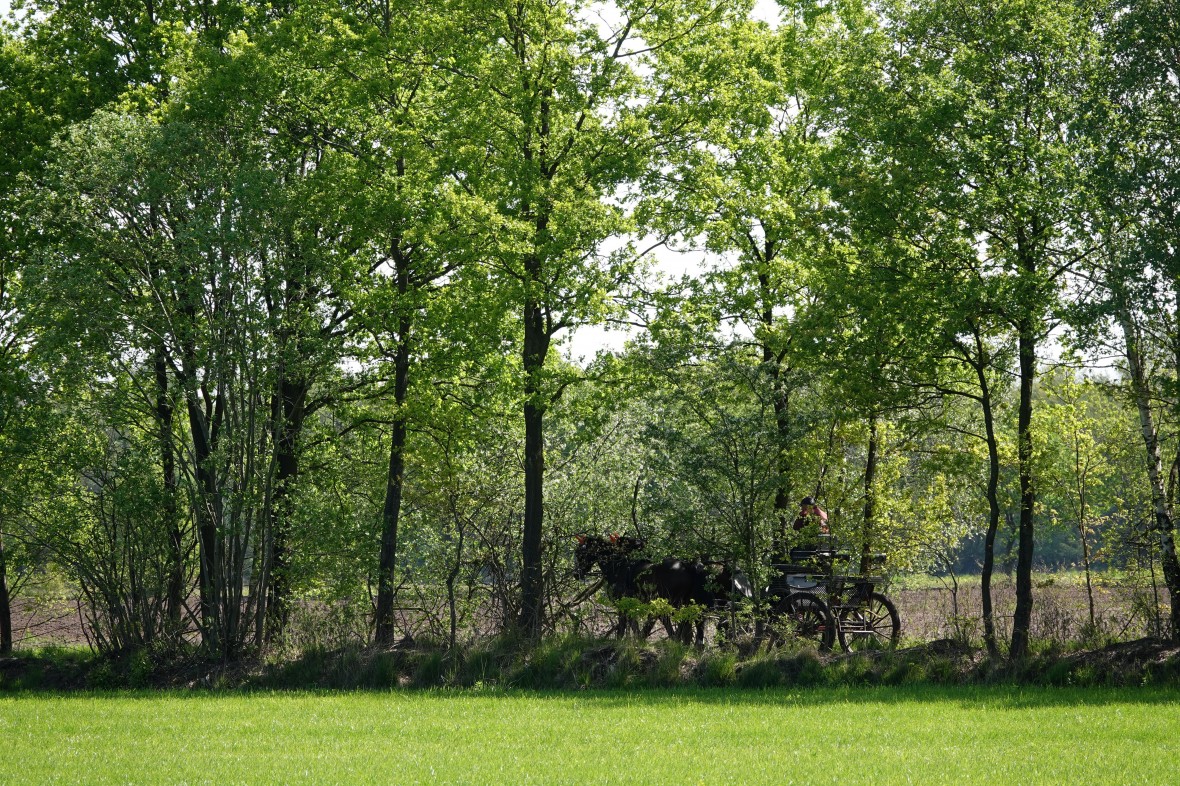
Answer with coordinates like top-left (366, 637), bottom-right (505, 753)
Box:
top-left (892, 580), bottom-right (1162, 645)
top-left (7, 595), bottom-right (89, 649)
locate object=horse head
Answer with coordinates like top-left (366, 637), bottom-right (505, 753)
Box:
top-left (573, 534), bottom-right (606, 579)
top-left (575, 533), bottom-right (647, 580)
top-left (609, 534), bottom-right (646, 554)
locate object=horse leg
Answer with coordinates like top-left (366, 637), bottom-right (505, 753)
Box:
top-left (639, 617), bottom-right (656, 639)
top-left (660, 616), bottom-right (677, 639)
top-left (669, 617), bottom-right (692, 642)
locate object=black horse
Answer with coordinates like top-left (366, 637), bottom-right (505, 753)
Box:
top-left (672, 558), bottom-right (753, 644)
top-left (574, 534), bottom-right (653, 637)
top-left (574, 534), bottom-right (747, 643)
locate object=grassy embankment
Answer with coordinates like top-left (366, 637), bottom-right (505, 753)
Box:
top-left (1, 686), bottom-right (1177, 784)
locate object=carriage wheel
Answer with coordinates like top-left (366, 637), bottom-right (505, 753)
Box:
top-left (837, 592), bottom-right (900, 652)
top-left (769, 592), bottom-right (835, 652)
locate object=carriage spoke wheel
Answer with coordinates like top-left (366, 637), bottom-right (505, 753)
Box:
top-left (837, 592), bottom-right (900, 652)
top-left (769, 593), bottom-right (835, 652)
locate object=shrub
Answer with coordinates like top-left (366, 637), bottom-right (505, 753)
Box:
top-left (697, 651), bottom-right (737, 686)
top-left (735, 656), bottom-right (784, 688)
top-left (651, 641), bottom-right (691, 687)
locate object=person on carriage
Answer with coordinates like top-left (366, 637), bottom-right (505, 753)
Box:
top-left (788, 496), bottom-right (829, 563)
top-left (793, 496), bottom-right (828, 535)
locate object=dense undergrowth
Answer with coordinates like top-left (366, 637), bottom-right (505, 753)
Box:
top-left (3, 634), bottom-right (1180, 692)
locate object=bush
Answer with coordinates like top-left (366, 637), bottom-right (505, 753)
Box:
top-left (652, 641), bottom-right (691, 686)
top-left (735, 657), bottom-right (784, 688)
top-left (697, 651), bottom-right (737, 686)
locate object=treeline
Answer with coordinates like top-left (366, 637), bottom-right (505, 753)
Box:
top-left (0, 0), bottom-right (1177, 660)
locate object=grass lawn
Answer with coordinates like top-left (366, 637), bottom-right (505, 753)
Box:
top-left (1, 686), bottom-right (1177, 784)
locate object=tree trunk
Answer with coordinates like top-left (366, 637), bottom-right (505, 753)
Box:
top-left (265, 373), bottom-right (307, 643)
top-left (0, 528), bottom-right (12, 654)
top-left (772, 382), bottom-right (792, 541)
top-left (1079, 518), bottom-right (1096, 630)
top-left (154, 348), bottom-right (184, 635)
top-left (1075, 435), bottom-right (1096, 629)
top-left (519, 294), bottom-right (549, 639)
top-left (517, 82), bottom-right (553, 641)
top-left (185, 391), bottom-right (223, 654)
top-left (769, 372), bottom-right (788, 545)
top-left (860, 417), bottom-right (879, 575)
top-left (375, 313), bottom-right (412, 646)
top-left (1121, 309), bottom-right (1180, 641)
top-left (375, 235), bottom-right (414, 646)
top-left (1010, 319), bottom-right (1037, 659)
top-left (758, 272), bottom-right (793, 542)
top-left (973, 330), bottom-right (1002, 657)
top-left (178, 289), bottom-right (225, 654)
top-left (447, 513), bottom-right (465, 650)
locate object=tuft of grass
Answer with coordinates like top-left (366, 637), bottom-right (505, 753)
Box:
top-left (735, 656), bottom-right (785, 688)
top-left (696, 650), bottom-right (738, 686)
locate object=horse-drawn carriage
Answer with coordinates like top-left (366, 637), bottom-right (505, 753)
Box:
top-left (767, 542), bottom-right (901, 651)
top-left (574, 534), bottom-right (900, 652)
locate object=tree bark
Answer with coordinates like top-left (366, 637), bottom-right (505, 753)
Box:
top-left (0, 528), bottom-right (12, 654)
top-left (1075, 435), bottom-right (1096, 629)
top-left (519, 293), bottom-right (549, 639)
top-left (758, 272), bottom-right (793, 541)
top-left (1121, 309), bottom-right (1180, 641)
top-left (375, 261), bottom-right (412, 645)
top-left (265, 373), bottom-right (307, 643)
top-left (860, 417), bottom-right (879, 575)
top-left (446, 512), bottom-right (465, 650)
top-left (1010, 318), bottom-right (1037, 659)
top-left (177, 288), bottom-right (225, 654)
top-left (518, 80), bottom-right (552, 640)
top-left (184, 389), bottom-right (223, 654)
top-left (154, 347), bottom-right (184, 635)
top-left (771, 376), bottom-right (792, 541)
top-left (973, 329), bottom-right (1002, 657)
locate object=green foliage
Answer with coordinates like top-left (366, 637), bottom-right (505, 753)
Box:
top-left (4, 0), bottom-right (1180, 661)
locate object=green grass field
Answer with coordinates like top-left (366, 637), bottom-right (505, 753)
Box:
top-left (2, 686), bottom-right (1177, 784)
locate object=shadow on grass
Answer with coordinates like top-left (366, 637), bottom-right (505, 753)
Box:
top-left (5, 683), bottom-right (1180, 714)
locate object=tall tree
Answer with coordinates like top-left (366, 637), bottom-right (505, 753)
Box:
top-left (0, 17), bottom-right (131, 652)
top-left (449, 0), bottom-right (736, 637)
top-left (1088, 0), bottom-right (1180, 640)
top-left (641, 9), bottom-right (836, 539)
top-left (4, 0), bottom-right (258, 648)
top-left (841, 0), bottom-right (1100, 656)
top-left (31, 33), bottom-right (362, 654)
top-left (271, 0), bottom-right (505, 644)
